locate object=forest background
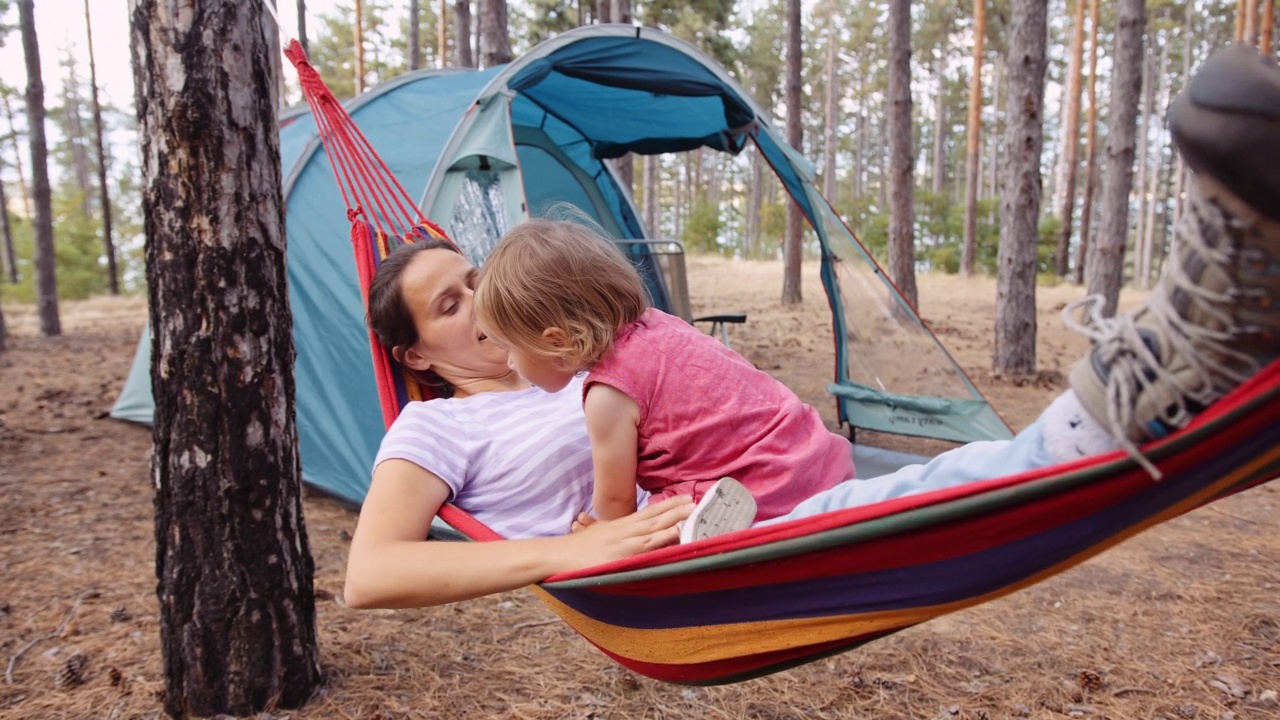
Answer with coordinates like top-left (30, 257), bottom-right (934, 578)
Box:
top-left (0, 0), bottom-right (1263, 319)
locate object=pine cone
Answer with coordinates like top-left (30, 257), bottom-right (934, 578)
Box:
top-left (1076, 669), bottom-right (1103, 692)
top-left (56, 652), bottom-right (88, 688)
top-left (109, 606), bottom-right (132, 623)
top-left (108, 666), bottom-right (124, 687)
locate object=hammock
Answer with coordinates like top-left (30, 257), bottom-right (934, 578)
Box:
top-left (283, 43), bottom-right (1280, 686)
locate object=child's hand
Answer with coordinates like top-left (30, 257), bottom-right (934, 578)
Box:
top-left (570, 512), bottom-right (598, 534)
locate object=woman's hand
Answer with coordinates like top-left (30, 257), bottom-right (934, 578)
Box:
top-left (551, 495), bottom-right (694, 572)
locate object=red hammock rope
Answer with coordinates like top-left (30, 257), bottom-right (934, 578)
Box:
top-left (283, 40), bottom-right (458, 426)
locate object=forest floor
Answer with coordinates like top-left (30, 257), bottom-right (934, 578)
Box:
top-left (1, 257), bottom-right (1278, 720)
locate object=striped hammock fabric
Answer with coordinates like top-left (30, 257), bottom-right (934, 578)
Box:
top-left (284, 40), bottom-right (1280, 686)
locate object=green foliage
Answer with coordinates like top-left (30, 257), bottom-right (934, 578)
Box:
top-left (309, 1), bottom-right (405, 99)
top-left (518, 0), bottom-right (579, 47)
top-left (682, 199), bottom-right (726, 255)
top-left (639, 0), bottom-right (738, 68)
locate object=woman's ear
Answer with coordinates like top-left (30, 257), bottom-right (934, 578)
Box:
top-left (393, 344), bottom-right (433, 373)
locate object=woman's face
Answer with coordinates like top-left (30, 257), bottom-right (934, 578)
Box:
top-left (397, 248), bottom-right (511, 385)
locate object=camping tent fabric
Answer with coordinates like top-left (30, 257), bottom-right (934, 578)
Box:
top-left (112, 25), bottom-right (1011, 505)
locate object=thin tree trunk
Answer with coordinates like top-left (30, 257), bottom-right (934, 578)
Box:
top-left (1245, 0), bottom-right (1260, 44)
top-left (887, 0), bottom-right (918, 308)
top-left (1054, 0), bottom-right (1087, 276)
top-left (1237, 0), bottom-right (1247, 41)
top-left (0, 175), bottom-right (16, 283)
top-left (1262, 0), bottom-right (1274, 53)
top-left (596, 0), bottom-right (612, 22)
top-left (987, 56), bottom-right (1003, 201)
top-left (1172, 2), bottom-right (1193, 229)
top-left (439, 0), bottom-right (448, 67)
top-left (1073, 0), bottom-right (1101, 284)
top-left (1139, 42), bottom-right (1169, 290)
top-left (354, 0), bottom-right (365, 92)
top-left (931, 57), bottom-right (946, 194)
top-left (297, 0), bottom-right (309, 55)
top-left (1086, 0), bottom-right (1145, 318)
top-left (962, 0), bottom-right (986, 276)
top-left (18, 0), bottom-right (58, 336)
top-left (479, 0), bottom-right (512, 66)
top-left (85, 0), bottom-right (119, 295)
top-left (2, 96), bottom-right (31, 218)
top-left (993, 0), bottom-right (1048, 375)
top-left (612, 0), bottom-right (631, 24)
top-left (61, 64), bottom-right (94, 215)
top-left (410, 0), bottom-right (421, 70)
top-left (455, 1), bottom-right (473, 67)
top-left (747, 150), bottom-right (761, 254)
top-left (130, 0), bottom-right (321, 714)
top-left (781, 0), bottom-right (803, 305)
top-left (645, 153), bottom-right (659, 236)
top-left (1133, 50), bottom-right (1153, 288)
top-left (824, 7), bottom-right (839, 202)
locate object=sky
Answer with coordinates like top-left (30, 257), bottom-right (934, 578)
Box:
top-left (0, 0), bottom-right (342, 112)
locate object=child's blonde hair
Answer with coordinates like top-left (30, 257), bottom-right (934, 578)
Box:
top-left (474, 218), bottom-right (648, 369)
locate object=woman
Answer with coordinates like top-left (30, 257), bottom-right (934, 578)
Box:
top-left (343, 239), bottom-right (694, 609)
top-left (344, 44), bottom-right (1280, 609)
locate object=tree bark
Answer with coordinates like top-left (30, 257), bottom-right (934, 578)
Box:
top-left (19, 0), bottom-right (59, 336)
top-left (1086, 0), bottom-right (1145, 317)
top-left (1139, 41), bottom-right (1169, 290)
top-left (781, 0), bottom-right (803, 305)
top-left (645, 153), bottom-right (659, 236)
top-left (130, 0), bottom-right (321, 715)
top-left (410, 0), bottom-right (421, 70)
top-left (887, 0), bottom-right (918, 308)
top-left (993, 0), bottom-right (1047, 376)
top-left (455, 0), bottom-right (474, 67)
top-left (479, 0), bottom-right (512, 66)
top-left (85, 0), bottom-right (119, 295)
top-left (596, 0), bottom-right (612, 23)
top-left (439, 0), bottom-right (448, 67)
top-left (961, 0), bottom-right (986, 276)
top-left (1054, 0), bottom-right (1087, 277)
top-left (1263, 0), bottom-right (1274, 54)
top-left (1073, 0), bottom-right (1101, 285)
top-left (1245, 0), bottom-right (1260, 45)
top-left (60, 62), bottom-right (94, 216)
top-left (931, 58), bottom-right (945, 195)
top-left (612, 0), bottom-right (631, 24)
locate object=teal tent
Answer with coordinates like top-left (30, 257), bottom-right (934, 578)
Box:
top-left (112, 26), bottom-right (1011, 505)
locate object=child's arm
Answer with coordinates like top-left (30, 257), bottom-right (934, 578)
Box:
top-left (583, 383), bottom-right (641, 522)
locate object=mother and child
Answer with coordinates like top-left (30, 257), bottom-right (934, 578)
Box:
top-left (343, 46), bottom-right (1280, 610)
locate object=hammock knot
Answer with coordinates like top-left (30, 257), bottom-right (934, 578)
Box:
top-left (347, 206), bottom-right (364, 222)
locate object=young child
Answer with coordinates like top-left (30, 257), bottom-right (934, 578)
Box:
top-left (472, 219), bottom-right (855, 541)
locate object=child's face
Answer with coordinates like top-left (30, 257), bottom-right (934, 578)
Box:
top-left (481, 327), bottom-right (578, 393)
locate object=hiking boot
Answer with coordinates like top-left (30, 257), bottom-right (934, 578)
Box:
top-left (1068, 46), bottom-right (1280, 460)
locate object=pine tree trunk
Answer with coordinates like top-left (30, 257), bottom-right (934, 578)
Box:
top-left (824, 11), bottom-right (839, 202)
top-left (2, 96), bottom-right (32, 218)
top-left (931, 58), bottom-right (945, 195)
top-left (479, 0), bottom-right (512, 66)
top-left (62, 69), bottom-right (94, 216)
top-left (1133, 50), bottom-right (1153, 288)
top-left (130, 0), bottom-right (321, 715)
top-left (1073, 0), bottom-right (1101, 285)
top-left (409, 0), bottom-right (421, 70)
top-left (746, 150), bottom-right (760, 254)
top-left (613, 0), bottom-right (634, 197)
top-left (455, 0), bottom-right (474, 67)
top-left (1086, 0), bottom-right (1145, 317)
top-left (612, 0), bottom-right (631, 23)
top-left (596, 0), bottom-right (612, 22)
top-left (961, 0), bottom-right (985, 276)
top-left (887, 0), bottom-right (918, 308)
top-left (1054, 0), bottom-right (1087, 277)
top-left (993, 0), bottom-right (1047, 376)
top-left (439, 0), bottom-right (448, 66)
top-left (0, 176), bottom-right (16, 283)
top-left (85, 0), bottom-right (119, 295)
top-left (297, 0), bottom-right (309, 55)
top-left (1139, 42), bottom-right (1169, 290)
top-left (1245, 0), bottom-right (1260, 45)
top-left (19, 0), bottom-right (59, 337)
top-left (781, 0), bottom-right (803, 305)
top-left (354, 0), bottom-right (366, 92)
top-left (987, 57), bottom-right (1003, 201)
top-left (1263, 0), bottom-right (1274, 53)
top-left (645, 153), bottom-right (659, 236)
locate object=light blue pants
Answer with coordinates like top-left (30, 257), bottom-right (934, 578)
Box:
top-left (761, 418), bottom-right (1053, 524)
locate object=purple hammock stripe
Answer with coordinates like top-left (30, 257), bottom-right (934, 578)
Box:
top-left (542, 425), bottom-right (1277, 630)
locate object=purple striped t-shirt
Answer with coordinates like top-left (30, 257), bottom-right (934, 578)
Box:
top-left (373, 375), bottom-right (596, 539)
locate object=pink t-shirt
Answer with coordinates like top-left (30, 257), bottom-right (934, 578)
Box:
top-left (585, 308), bottom-right (855, 522)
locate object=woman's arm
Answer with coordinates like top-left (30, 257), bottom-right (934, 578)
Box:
top-left (583, 384), bottom-right (641, 521)
top-left (343, 458), bottom-right (691, 609)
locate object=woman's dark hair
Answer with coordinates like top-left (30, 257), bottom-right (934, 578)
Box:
top-left (367, 238), bottom-right (462, 397)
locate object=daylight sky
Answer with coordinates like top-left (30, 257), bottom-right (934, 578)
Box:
top-left (0, 1), bottom-right (336, 111)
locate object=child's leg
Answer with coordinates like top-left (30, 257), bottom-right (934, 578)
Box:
top-left (758, 390), bottom-right (1113, 525)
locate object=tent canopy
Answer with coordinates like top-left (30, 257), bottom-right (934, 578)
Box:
top-left (113, 25), bottom-right (1010, 505)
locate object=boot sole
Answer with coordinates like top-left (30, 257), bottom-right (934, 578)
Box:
top-left (1168, 46), bottom-right (1280, 222)
top-left (679, 477), bottom-right (757, 544)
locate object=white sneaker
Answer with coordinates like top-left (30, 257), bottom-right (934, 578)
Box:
top-left (678, 477), bottom-right (757, 544)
